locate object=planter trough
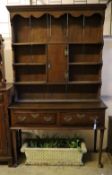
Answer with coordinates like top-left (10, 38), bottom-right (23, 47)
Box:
top-left (21, 142), bottom-right (87, 165)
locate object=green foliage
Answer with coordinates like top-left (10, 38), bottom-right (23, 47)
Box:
top-left (27, 136), bottom-right (83, 148)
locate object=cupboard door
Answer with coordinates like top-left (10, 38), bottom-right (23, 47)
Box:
top-left (0, 104), bottom-right (7, 156)
top-left (48, 44), bottom-right (67, 83)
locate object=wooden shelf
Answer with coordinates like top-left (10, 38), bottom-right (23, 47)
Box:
top-left (69, 62), bottom-right (102, 66)
top-left (47, 82), bottom-right (67, 85)
top-left (14, 81), bottom-right (101, 85)
top-left (13, 63), bottom-right (46, 66)
top-left (68, 81), bottom-right (101, 85)
top-left (68, 41), bottom-right (103, 45)
top-left (14, 82), bottom-right (67, 85)
top-left (12, 42), bottom-right (47, 46)
top-left (14, 81), bottom-right (46, 85)
top-left (16, 98), bottom-right (100, 103)
top-left (12, 42), bottom-right (103, 46)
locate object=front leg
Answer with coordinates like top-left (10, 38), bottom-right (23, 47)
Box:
top-left (12, 130), bottom-right (18, 167)
top-left (94, 129), bottom-right (97, 152)
top-left (98, 129), bottom-right (104, 168)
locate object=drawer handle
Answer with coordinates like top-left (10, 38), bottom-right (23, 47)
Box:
top-left (76, 114), bottom-right (85, 119)
top-left (44, 116), bottom-right (52, 122)
top-left (18, 116), bottom-right (26, 122)
top-left (31, 114), bottom-right (39, 119)
top-left (64, 116), bottom-right (73, 122)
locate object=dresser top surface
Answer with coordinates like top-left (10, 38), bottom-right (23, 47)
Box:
top-left (9, 100), bottom-right (106, 110)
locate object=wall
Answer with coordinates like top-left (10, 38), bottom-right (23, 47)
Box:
top-left (0, 0), bottom-right (112, 150)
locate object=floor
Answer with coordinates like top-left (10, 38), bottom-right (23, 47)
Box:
top-left (0, 153), bottom-right (112, 175)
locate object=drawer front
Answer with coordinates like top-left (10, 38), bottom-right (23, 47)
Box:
top-left (11, 110), bottom-right (57, 126)
top-left (60, 111), bottom-right (104, 127)
top-left (0, 93), bottom-right (3, 103)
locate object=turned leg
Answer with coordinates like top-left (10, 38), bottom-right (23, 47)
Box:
top-left (12, 130), bottom-right (18, 167)
top-left (94, 129), bottom-right (97, 152)
top-left (17, 130), bottom-right (22, 153)
top-left (19, 130), bottom-right (22, 148)
top-left (8, 158), bottom-right (13, 167)
top-left (98, 129), bottom-right (104, 168)
top-left (7, 130), bottom-right (14, 167)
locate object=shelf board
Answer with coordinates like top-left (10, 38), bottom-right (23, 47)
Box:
top-left (12, 42), bottom-right (103, 46)
top-left (12, 42), bottom-right (47, 46)
top-left (16, 99), bottom-right (100, 103)
top-left (14, 82), bottom-right (67, 85)
top-left (14, 81), bottom-right (46, 85)
top-left (69, 62), bottom-right (102, 66)
top-left (47, 42), bottom-right (103, 45)
top-left (14, 81), bottom-right (101, 86)
top-left (47, 82), bottom-right (67, 85)
top-left (68, 42), bottom-right (103, 45)
top-left (13, 63), bottom-right (46, 66)
top-left (13, 63), bottom-right (102, 66)
top-left (68, 81), bottom-right (101, 85)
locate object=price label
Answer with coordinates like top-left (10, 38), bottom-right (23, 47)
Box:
top-left (93, 119), bottom-right (97, 130)
top-left (94, 123), bottom-right (96, 130)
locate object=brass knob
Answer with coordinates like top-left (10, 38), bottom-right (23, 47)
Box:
top-left (18, 116), bottom-right (26, 122)
top-left (31, 113), bottom-right (39, 119)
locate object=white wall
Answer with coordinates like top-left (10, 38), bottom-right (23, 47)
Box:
top-left (0, 0), bottom-right (112, 150)
top-left (102, 38), bottom-right (112, 97)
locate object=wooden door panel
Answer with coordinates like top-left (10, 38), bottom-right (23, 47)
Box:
top-left (48, 44), bottom-right (67, 83)
top-left (0, 104), bottom-right (7, 155)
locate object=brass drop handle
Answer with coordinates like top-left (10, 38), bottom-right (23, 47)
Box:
top-left (18, 116), bottom-right (26, 122)
top-left (64, 116), bottom-right (73, 122)
top-left (31, 113), bottom-right (39, 119)
top-left (44, 116), bottom-right (52, 122)
top-left (76, 114), bottom-right (85, 119)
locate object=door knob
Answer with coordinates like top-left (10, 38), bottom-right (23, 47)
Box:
top-left (64, 47), bottom-right (68, 57)
top-left (48, 63), bottom-right (51, 69)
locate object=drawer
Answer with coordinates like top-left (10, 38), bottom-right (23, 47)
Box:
top-left (60, 111), bottom-right (104, 127)
top-left (11, 110), bottom-right (57, 126)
